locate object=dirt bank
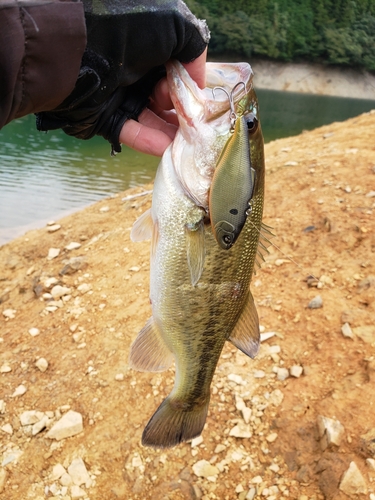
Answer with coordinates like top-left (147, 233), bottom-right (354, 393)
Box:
top-left (0, 110), bottom-right (375, 500)
top-left (250, 60), bottom-right (375, 100)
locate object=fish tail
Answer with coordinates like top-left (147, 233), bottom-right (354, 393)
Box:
top-left (142, 396), bottom-right (210, 449)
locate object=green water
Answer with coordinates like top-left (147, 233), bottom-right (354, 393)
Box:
top-left (0, 90), bottom-right (373, 244)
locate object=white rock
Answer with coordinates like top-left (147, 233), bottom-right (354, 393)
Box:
top-left (12, 384), bottom-right (27, 397)
top-left (341, 322), bottom-right (354, 339)
top-left (246, 487), bottom-right (256, 500)
top-left (235, 483), bottom-right (244, 493)
top-left (35, 358), bottom-right (49, 372)
top-left (20, 410), bottom-right (40, 426)
top-left (51, 463), bottom-right (66, 481)
top-left (115, 373), bottom-right (124, 381)
top-left (317, 415), bottom-right (345, 449)
top-left (242, 406), bottom-right (252, 424)
top-left (260, 331), bottom-right (276, 342)
top-left (339, 461), bottom-right (367, 495)
top-left (51, 285), bottom-right (71, 299)
top-left (267, 389), bottom-right (284, 406)
top-left (308, 295), bottom-right (323, 309)
top-left (0, 400), bottom-right (5, 414)
top-left (47, 248), bottom-right (60, 260)
top-left (65, 242), bottom-right (81, 251)
top-left (46, 410), bottom-right (83, 440)
top-left (0, 363), bottom-right (11, 373)
top-left (266, 432), bottom-right (278, 443)
top-left (2, 309), bottom-right (16, 319)
top-left (276, 367), bottom-right (289, 381)
top-left (70, 484), bottom-right (86, 498)
top-left (1, 423), bottom-right (13, 435)
top-left (229, 423), bottom-right (252, 438)
top-left (47, 224), bottom-right (61, 233)
top-left (290, 365), bottom-right (303, 378)
top-left (60, 472), bottom-right (73, 486)
top-left (77, 283), bottom-right (91, 294)
top-left (68, 457), bottom-right (91, 486)
top-left (44, 277), bottom-right (58, 288)
top-left (99, 206), bottom-right (109, 213)
top-left (228, 373), bottom-right (246, 385)
top-left (192, 460), bottom-right (219, 478)
top-left (251, 475), bottom-right (263, 484)
top-left (28, 327), bottom-right (40, 337)
top-left (253, 370), bottom-right (266, 378)
top-left (191, 435), bottom-right (203, 447)
top-left (366, 458), bottom-right (375, 470)
top-left (214, 444), bottom-right (226, 454)
top-left (269, 463), bottom-right (280, 473)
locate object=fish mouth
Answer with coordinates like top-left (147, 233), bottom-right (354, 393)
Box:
top-left (166, 60), bottom-right (254, 129)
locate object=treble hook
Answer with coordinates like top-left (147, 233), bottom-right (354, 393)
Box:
top-left (212, 81), bottom-right (246, 132)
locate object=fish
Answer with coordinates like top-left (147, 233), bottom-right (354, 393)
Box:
top-left (130, 60), bottom-right (267, 449)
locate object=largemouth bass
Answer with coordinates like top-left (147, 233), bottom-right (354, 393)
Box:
top-left (130, 60), bottom-right (266, 449)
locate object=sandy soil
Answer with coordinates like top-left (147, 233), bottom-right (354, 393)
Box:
top-left (1, 110), bottom-right (375, 500)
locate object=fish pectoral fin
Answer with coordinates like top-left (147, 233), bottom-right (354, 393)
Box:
top-left (229, 292), bottom-right (260, 358)
top-left (129, 317), bottom-right (173, 372)
top-left (185, 219), bottom-right (205, 286)
top-left (130, 208), bottom-right (153, 242)
top-left (254, 222), bottom-right (275, 271)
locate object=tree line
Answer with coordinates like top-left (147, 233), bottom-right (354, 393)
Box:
top-left (186, 0), bottom-right (375, 72)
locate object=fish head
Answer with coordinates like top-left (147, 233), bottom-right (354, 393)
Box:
top-left (166, 61), bottom-right (255, 209)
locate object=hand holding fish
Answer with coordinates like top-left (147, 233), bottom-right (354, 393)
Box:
top-left (119, 49), bottom-right (208, 157)
top-left (36, 0), bottom-right (210, 157)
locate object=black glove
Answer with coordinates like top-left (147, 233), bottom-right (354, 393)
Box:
top-left (36, 0), bottom-right (209, 155)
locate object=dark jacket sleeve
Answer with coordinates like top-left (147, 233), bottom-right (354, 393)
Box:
top-left (0, 0), bottom-right (86, 129)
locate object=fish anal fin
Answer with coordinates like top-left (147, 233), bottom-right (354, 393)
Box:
top-left (131, 208), bottom-right (153, 242)
top-left (142, 396), bottom-right (210, 449)
top-left (185, 219), bottom-right (205, 286)
top-left (129, 317), bottom-right (173, 372)
top-left (229, 292), bottom-right (260, 358)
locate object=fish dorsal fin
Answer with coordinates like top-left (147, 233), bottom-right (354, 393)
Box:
top-left (229, 291), bottom-right (260, 358)
top-left (129, 317), bottom-right (174, 372)
top-left (254, 221), bottom-right (275, 271)
top-left (130, 208), bottom-right (153, 242)
top-left (185, 219), bottom-right (205, 286)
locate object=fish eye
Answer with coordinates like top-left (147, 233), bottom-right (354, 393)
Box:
top-left (244, 113), bottom-right (258, 135)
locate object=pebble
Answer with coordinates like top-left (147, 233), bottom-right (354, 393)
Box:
top-left (68, 457), bottom-right (91, 487)
top-left (308, 295), bottom-right (323, 309)
top-left (266, 432), bottom-right (278, 443)
top-left (51, 285), bottom-right (71, 299)
top-left (70, 484), bottom-right (86, 498)
top-left (352, 325), bottom-right (375, 344)
top-left (229, 423), bottom-right (252, 438)
top-left (47, 248), bottom-right (60, 260)
top-left (339, 461), bottom-right (367, 495)
top-left (192, 460), bottom-right (219, 479)
top-left (1, 423), bottom-right (13, 435)
top-left (44, 277), bottom-right (58, 288)
top-left (35, 358), bottom-right (49, 372)
top-left (214, 444), bottom-right (226, 454)
top-left (46, 410), bottom-right (83, 441)
top-left (2, 308), bottom-right (16, 319)
top-left (47, 224), bottom-right (61, 233)
top-left (0, 400), bottom-right (5, 414)
top-left (28, 327), bottom-right (40, 337)
top-left (12, 384), bottom-right (27, 397)
top-left (276, 367), bottom-right (289, 381)
top-left (260, 331), bottom-right (276, 342)
top-left (290, 365), bottom-right (303, 378)
top-left (51, 463), bottom-right (66, 481)
top-left (253, 370), bottom-right (266, 378)
top-left (20, 410), bottom-right (41, 426)
top-left (341, 322), bottom-right (354, 339)
top-left (245, 487), bottom-right (256, 500)
top-left (115, 373), bottom-right (124, 381)
top-left (317, 415), bottom-right (345, 449)
top-left (77, 283), bottom-right (91, 294)
top-left (99, 206), bottom-right (109, 213)
top-left (65, 242), bottom-right (81, 251)
top-left (228, 373), bottom-right (246, 385)
top-left (32, 415), bottom-right (49, 436)
top-left (0, 363), bottom-right (11, 373)
top-left (191, 435), bottom-right (204, 447)
top-left (366, 458), bottom-right (375, 470)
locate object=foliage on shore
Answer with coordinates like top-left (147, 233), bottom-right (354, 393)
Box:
top-left (186, 0), bottom-right (375, 72)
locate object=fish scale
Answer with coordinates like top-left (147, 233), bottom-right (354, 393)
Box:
top-left (130, 60), bottom-right (265, 448)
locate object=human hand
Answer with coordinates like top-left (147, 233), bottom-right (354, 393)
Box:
top-left (119, 48), bottom-right (207, 156)
top-left (36, 1), bottom-right (209, 157)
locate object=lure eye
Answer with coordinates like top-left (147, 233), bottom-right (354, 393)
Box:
top-left (222, 234), bottom-right (232, 246)
top-left (244, 113), bottom-right (258, 135)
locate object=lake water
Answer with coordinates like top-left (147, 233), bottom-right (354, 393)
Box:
top-left (0, 89), bottom-right (374, 245)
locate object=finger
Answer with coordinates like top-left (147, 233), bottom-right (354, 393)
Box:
top-left (138, 108), bottom-right (177, 138)
top-left (152, 77), bottom-right (173, 111)
top-left (119, 118), bottom-right (176, 157)
top-left (182, 47), bottom-right (207, 89)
